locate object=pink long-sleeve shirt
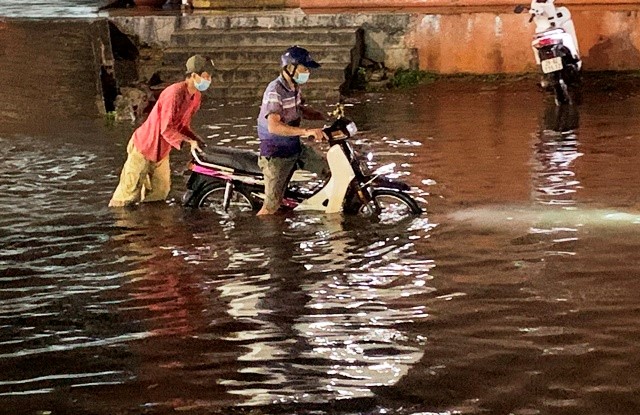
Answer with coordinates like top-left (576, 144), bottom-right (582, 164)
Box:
top-left (132, 82), bottom-right (201, 162)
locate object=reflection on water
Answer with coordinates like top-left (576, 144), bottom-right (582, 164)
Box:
top-left (216, 217), bottom-right (437, 406)
top-left (0, 0), bottom-right (100, 18)
top-left (533, 104), bottom-right (582, 206)
top-left (2, 77), bottom-right (640, 415)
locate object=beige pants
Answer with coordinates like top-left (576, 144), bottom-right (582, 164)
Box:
top-left (258, 144), bottom-right (329, 213)
top-left (108, 138), bottom-right (171, 207)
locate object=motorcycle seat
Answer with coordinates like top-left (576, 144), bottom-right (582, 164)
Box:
top-left (195, 146), bottom-right (262, 175)
top-left (535, 28), bottom-right (565, 38)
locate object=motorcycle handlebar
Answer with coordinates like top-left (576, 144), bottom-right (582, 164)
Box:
top-left (322, 117), bottom-right (355, 142)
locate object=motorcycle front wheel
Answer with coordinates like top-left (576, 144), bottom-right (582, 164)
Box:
top-left (195, 184), bottom-right (256, 214)
top-left (357, 189), bottom-right (422, 224)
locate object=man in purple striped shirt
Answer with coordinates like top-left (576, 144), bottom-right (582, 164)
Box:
top-left (256, 46), bottom-right (329, 215)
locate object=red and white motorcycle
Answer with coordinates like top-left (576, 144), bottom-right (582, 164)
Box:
top-left (515, 0), bottom-right (582, 105)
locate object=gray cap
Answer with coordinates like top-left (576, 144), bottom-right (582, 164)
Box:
top-left (186, 54), bottom-right (214, 74)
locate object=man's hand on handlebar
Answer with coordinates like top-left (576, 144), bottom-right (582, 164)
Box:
top-left (303, 128), bottom-right (327, 143)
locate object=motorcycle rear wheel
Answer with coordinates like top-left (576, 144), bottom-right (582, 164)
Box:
top-left (196, 184), bottom-right (256, 214)
top-left (554, 77), bottom-right (571, 106)
top-left (357, 189), bottom-right (422, 224)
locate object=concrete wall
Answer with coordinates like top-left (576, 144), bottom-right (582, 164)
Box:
top-left (111, 5), bottom-right (640, 76)
top-left (0, 20), bottom-right (111, 124)
top-left (193, 0), bottom-right (298, 8)
top-left (407, 8), bottom-right (640, 74)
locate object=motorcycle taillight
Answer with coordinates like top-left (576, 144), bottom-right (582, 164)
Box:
top-left (534, 37), bottom-right (561, 48)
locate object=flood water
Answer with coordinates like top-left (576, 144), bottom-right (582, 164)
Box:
top-left (0, 0), bottom-right (101, 18)
top-left (2, 23), bottom-right (640, 414)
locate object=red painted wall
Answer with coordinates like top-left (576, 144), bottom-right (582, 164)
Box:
top-left (294, 0), bottom-right (640, 73)
top-left (409, 10), bottom-right (640, 73)
top-left (300, 0), bottom-right (640, 8)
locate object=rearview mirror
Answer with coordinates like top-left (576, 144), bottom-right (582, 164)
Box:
top-left (514, 4), bottom-right (525, 13)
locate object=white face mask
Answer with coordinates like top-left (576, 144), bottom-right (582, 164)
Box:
top-left (194, 76), bottom-right (211, 91)
top-left (195, 78), bottom-right (211, 91)
top-left (293, 72), bottom-right (310, 85)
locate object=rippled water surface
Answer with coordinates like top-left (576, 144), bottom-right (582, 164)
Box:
top-left (2, 32), bottom-right (640, 414)
top-left (0, 0), bottom-right (100, 18)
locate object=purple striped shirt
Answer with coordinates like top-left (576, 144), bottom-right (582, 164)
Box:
top-left (257, 76), bottom-right (303, 158)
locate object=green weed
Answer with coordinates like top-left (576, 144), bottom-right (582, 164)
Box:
top-left (389, 69), bottom-right (438, 88)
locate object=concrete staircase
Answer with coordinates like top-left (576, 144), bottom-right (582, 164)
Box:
top-left (159, 25), bottom-right (360, 101)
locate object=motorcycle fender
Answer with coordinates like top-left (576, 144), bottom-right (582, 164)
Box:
top-left (182, 189), bottom-right (196, 206)
top-left (372, 176), bottom-right (411, 191)
top-left (183, 172), bottom-right (223, 207)
top-left (295, 145), bottom-right (356, 214)
top-left (186, 172), bottom-right (222, 191)
top-left (552, 44), bottom-right (570, 58)
top-left (185, 172), bottom-right (200, 190)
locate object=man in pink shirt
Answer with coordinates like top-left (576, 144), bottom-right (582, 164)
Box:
top-left (108, 55), bottom-right (212, 207)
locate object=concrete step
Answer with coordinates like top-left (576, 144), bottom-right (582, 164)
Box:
top-left (193, 0), bottom-right (287, 8)
top-left (118, 13), bottom-right (403, 31)
top-left (170, 27), bottom-right (358, 48)
top-left (163, 46), bottom-right (354, 66)
top-left (159, 63), bottom-right (348, 84)
top-left (154, 24), bottom-right (358, 102)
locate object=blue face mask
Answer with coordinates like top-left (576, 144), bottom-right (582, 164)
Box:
top-left (194, 76), bottom-right (211, 92)
top-left (293, 72), bottom-right (310, 85)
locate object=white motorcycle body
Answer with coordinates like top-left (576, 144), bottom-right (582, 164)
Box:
top-left (293, 144), bottom-right (356, 214)
top-left (529, 0), bottom-right (581, 69)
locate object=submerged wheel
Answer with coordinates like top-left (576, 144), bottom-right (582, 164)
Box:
top-left (196, 185), bottom-right (256, 214)
top-left (357, 189), bottom-right (422, 224)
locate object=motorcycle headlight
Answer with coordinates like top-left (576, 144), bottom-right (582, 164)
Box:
top-left (359, 159), bottom-right (372, 175)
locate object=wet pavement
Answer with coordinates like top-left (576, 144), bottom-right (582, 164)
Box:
top-left (3, 11), bottom-right (640, 415)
